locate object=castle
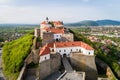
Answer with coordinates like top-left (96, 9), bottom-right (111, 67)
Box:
top-left (34, 18), bottom-right (94, 63)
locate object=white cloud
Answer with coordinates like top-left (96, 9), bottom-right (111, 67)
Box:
top-left (0, 4), bottom-right (117, 24)
top-left (0, 6), bottom-right (96, 23)
top-left (0, 5), bottom-right (101, 23)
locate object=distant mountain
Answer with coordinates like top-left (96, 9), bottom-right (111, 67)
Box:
top-left (66, 20), bottom-right (98, 26)
top-left (79, 20), bottom-right (99, 26)
top-left (65, 20), bottom-right (120, 26)
top-left (96, 20), bottom-right (120, 26)
top-left (0, 24), bottom-right (39, 27)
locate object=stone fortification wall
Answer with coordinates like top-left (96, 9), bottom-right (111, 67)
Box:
top-left (95, 57), bottom-right (117, 80)
top-left (70, 53), bottom-right (98, 80)
top-left (42, 32), bottom-right (54, 46)
top-left (39, 53), bottom-right (61, 80)
top-left (61, 33), bottom-right (74, 42)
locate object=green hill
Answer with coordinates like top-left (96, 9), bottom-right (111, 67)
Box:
top-left (66, 20), bottom-right (98, 26)
top-left (96, 20), bottom-right (120, 25)
top-left (80, 20), bottom-right (99, 26)
top-left (2, 33), bottom-right (34, 80)
top-left (65, 20), bottom-right (120, 26)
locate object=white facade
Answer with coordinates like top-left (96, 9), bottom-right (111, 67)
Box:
top-left (51, 46), bottom-right (94, 57)
top-left (54, 34), bottom-right (62, 40)
top-left (39, 54), bottom-right (50, 63)
top-left (34, 28), bottom-right (40, 37)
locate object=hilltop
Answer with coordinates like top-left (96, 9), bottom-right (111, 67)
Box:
top-left (65, 19), bottom-right (120, 26)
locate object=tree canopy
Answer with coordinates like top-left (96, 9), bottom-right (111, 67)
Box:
top-left (2, 33), bottom-right (33, 80)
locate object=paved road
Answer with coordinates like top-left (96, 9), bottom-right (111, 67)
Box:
top-left (0, 48), bottom-right (5, 80)
top-left (62, 56), bottom-right (73, 71)
top-left (44, 71), bottom-right (61, 80)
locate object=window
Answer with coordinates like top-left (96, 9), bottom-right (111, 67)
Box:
top-left (52, 49), bottom-right (54, 52)
top-left (68, 54), bottom-right (70, 56)
top-left (59, 50), bottom-right (61, 52)
top-left (79, 49), bottom-right (81, 52)
top-left (76, 49), bottom-right (78, 51)
top-left (71, 49), bottom-right (72, 52)
top-left (89, 52), bottom-right (90, 55)
top-left (64, 50), bottom-right (66, 52)
top-left (45, 57), bottom-right (46, 60)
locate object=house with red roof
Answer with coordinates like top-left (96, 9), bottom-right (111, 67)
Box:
top-left (40, 22), bottom-right (64, 40)
top-left (39, 41), bottom-right (94, 63)
top-left (39, 44), bottom-right (50, 62)
top-left (39, 18), bottom-right (73, 46)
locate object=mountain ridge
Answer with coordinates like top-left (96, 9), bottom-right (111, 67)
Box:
top-left (65, 19), bottom-right (120, 26)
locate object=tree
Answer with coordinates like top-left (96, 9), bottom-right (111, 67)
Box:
top-left (2, 33), bottom-right (33, 80)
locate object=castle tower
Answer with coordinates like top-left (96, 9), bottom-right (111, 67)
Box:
top-left (46, 17), bottom-right (49, 23)
top-left (40, 17), bottom-right (51, 39)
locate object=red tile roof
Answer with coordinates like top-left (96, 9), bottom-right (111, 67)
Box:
top-left (39, 44), bottom-right (50, 56)
top-left (49, 28), bottom-right (64, 34)
top-left (41, 21), bottom-right (63, 26)
top-left (40, 41), bottom-right (94, 56)
top-left (41, 21), bottom-right (47, 24)
top-left (42, 27), bottom-right (64, 34)
top-left (53, 21), bottom-right (63, 25)
top-left (48, 41), bottom-right (94, 50)
top-left (42, 27), bottom-right (49, 30)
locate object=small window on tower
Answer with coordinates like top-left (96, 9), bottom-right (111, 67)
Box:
top-left (52, 49), bottom-right (54, 52)
top-left (76, 49), bottom-right (78, 51)
top-left (79, 49), bottom-right (81, 52)
top-left (59, 50), bottom-right (61, 52)
top-left (64, 50), bottom-right (66, 52)
top-left (45, 57), bottom-right (46, 60)
top-left (89, 52), bottom-right (90, 55)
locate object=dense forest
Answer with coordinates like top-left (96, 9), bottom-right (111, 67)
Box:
top-left (2, 33), bottom-right (34, 80)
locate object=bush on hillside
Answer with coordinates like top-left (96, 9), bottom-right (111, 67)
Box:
top-left (2, 33), bottom-right (33, 80)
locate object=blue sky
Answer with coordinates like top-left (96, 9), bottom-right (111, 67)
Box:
top-left (0, 0), bottom-right (120, 24)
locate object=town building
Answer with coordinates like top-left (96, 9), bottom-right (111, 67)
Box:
top-left (39, 41), bottom-right (94, 63)
top-left (39, 18), bottom-right (73, 46)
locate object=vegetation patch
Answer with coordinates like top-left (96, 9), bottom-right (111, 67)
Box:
top-left (70, 28), bottom-right (120, 79)
top-left (2, 33), bottom-right (34, 80)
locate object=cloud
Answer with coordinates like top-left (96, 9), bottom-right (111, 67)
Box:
top-left (0, 1), bottom-right (119, 24)
top-left (0, 5), bottom-right (103, 24)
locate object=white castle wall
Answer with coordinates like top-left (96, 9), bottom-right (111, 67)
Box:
top-left (39, 54), bottom-right (50, 63)
top-left (52, 46), bottom-right (94, 57)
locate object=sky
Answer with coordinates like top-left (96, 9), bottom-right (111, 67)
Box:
top-left (0, 0), bottom-right (120, 24)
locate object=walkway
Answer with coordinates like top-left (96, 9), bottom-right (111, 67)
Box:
top-left (62, 56), bottom-right (73, 71)
top-left (58, 56), bottom-right (85, 80)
